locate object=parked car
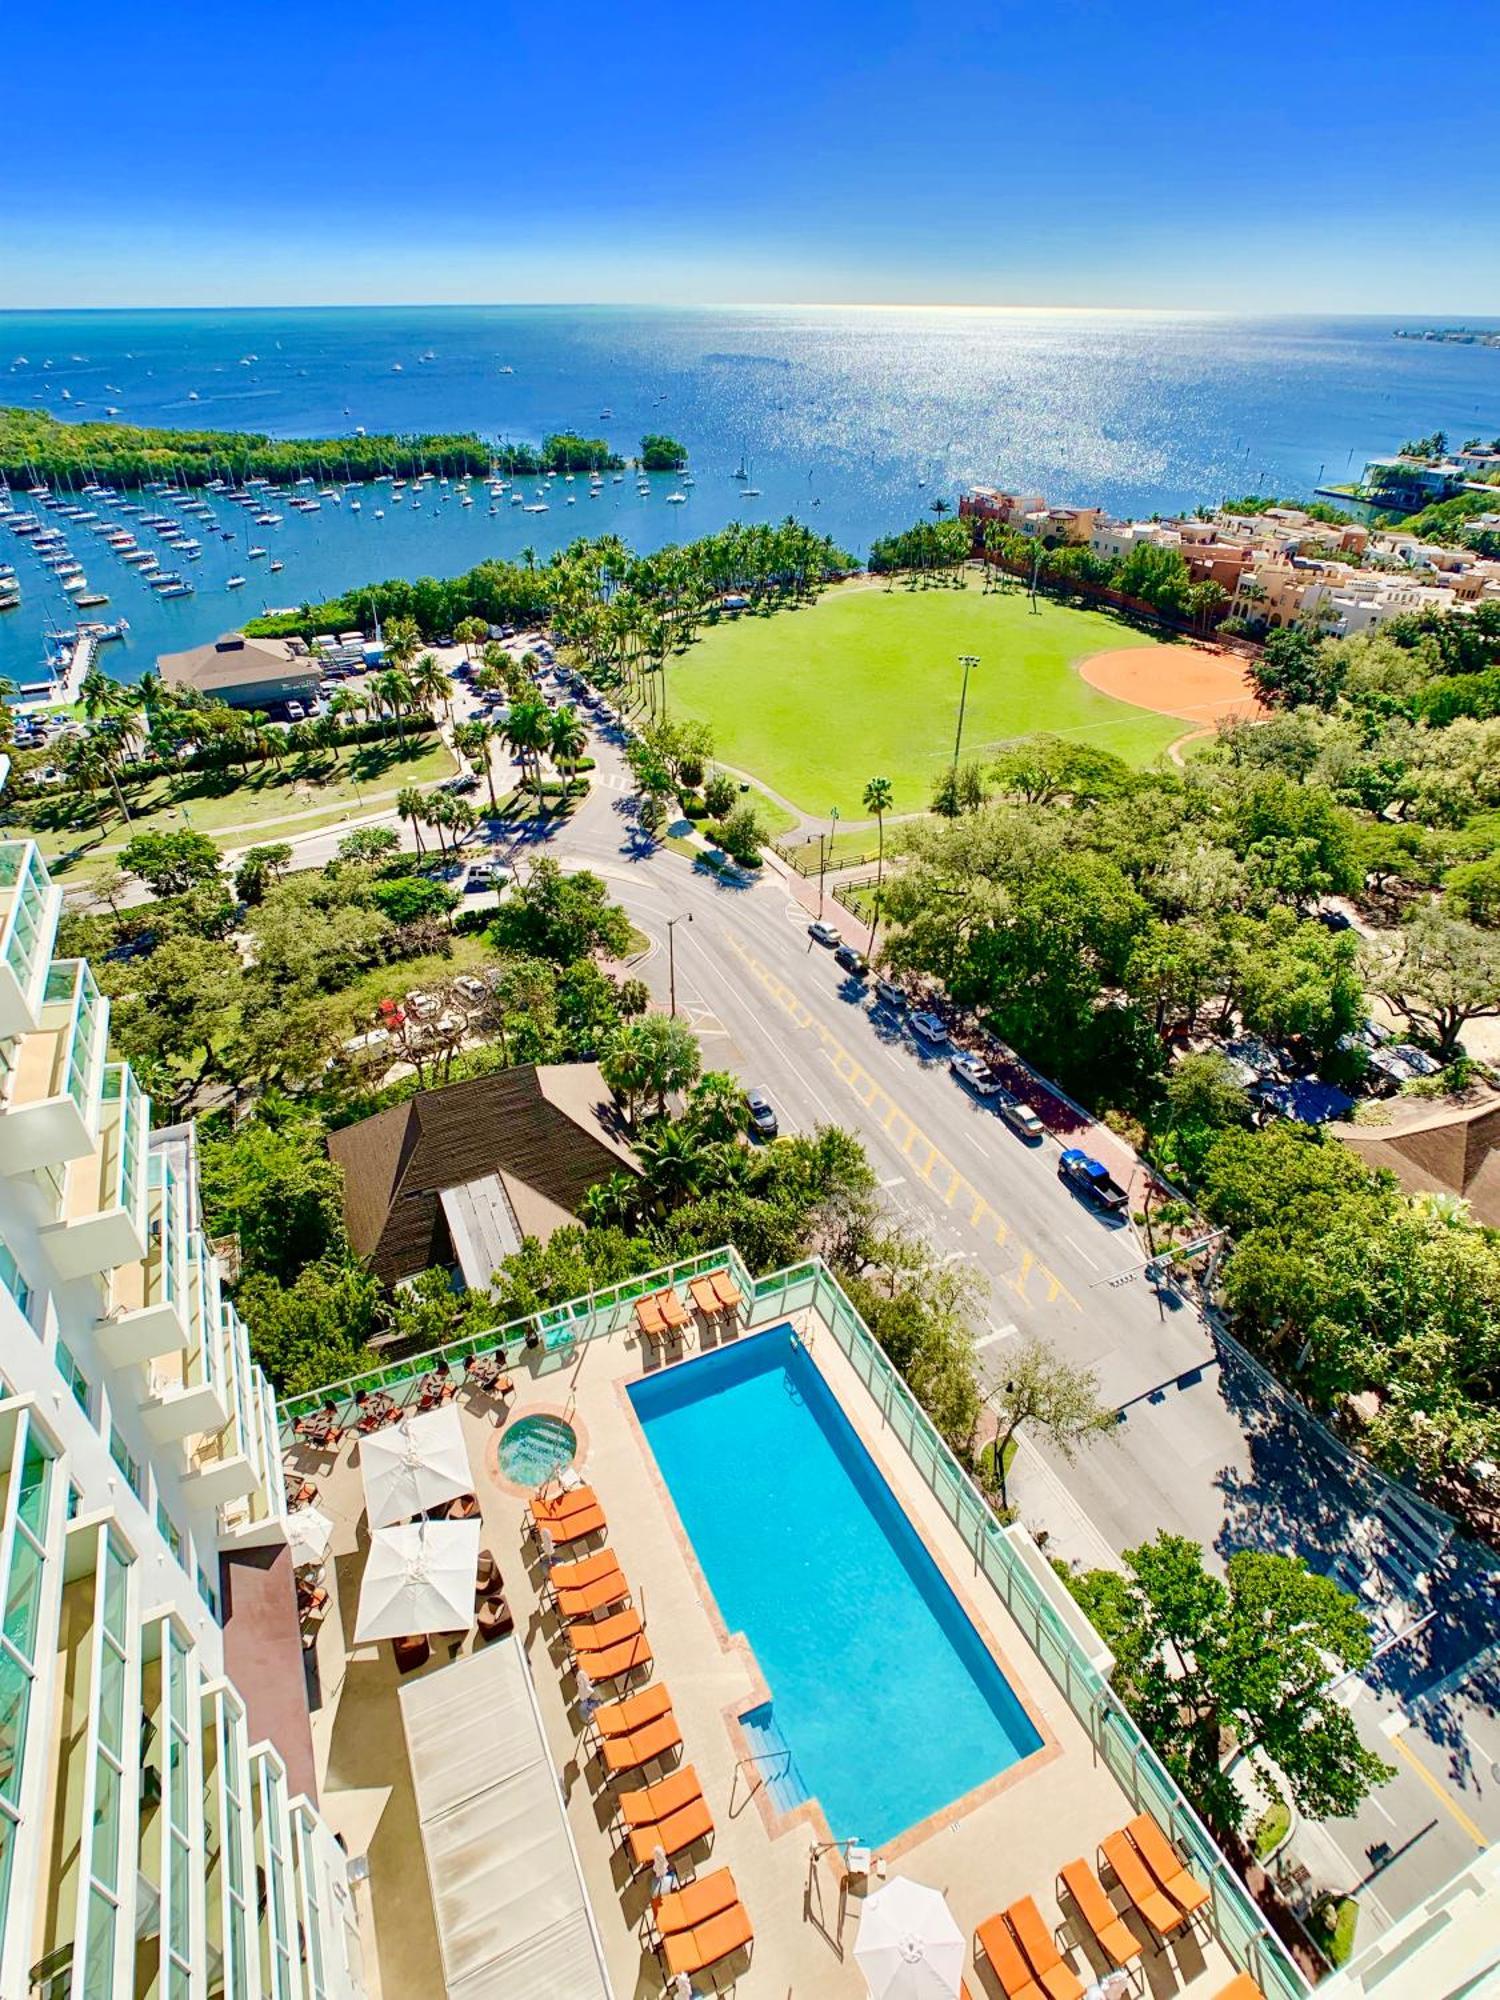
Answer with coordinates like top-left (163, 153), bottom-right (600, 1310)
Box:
top-left (995, 1093), bottom-right (1044, 1141)
top-left (949, 1050), bottom-right (1000, 1095)
top-left (808, 921), bottom-right (841, 948)
top-left (463, 864), bottom-right (495, 893)
top-left (834, 944), bottom-right (869, 978)
top-left (909, 1010), bottom-right (949, 1047)
top-left (285, 700), bottom-right (306, 722)
top-left (873, 977), bottom-right (905, 1011)
top-left (454, 975), bottom-right (489, 1002)
top-left (746, 1090), bottom-right (778, 1139)
top-left (1058, 1148), bottom-right (1128, 1213)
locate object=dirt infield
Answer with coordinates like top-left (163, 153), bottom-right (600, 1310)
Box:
top-left (1077, 643), bottom-right (1266, 762)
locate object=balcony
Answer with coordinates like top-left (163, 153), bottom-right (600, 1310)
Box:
top-left (97, 1154), bottom-right (188, 1367)
top-left (0, 839), bottom-right (61, 1040)
top-left (39, 1066), bottom-right (150, 1281)
top-left (182, 1422), bottom-right (259, 1508)
top-left (140, 1234), bottom-right (229, 1443)
top-left (0, 958), bottom-right (108, 1175)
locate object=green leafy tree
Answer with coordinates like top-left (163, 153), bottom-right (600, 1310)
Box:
top-left (984, 1336), bottom-right (1116, 1501)
top-left (600, 1014), bottom-right (701, 1124)
top-left (1367, 904), bottom-right (1500, 1060)
top-left (1065, 1534), bottom-right (1393, 1835)
top-left (236, 1257), bottom-right (383, 1393)
top-left (688, 1070), bottom-right (750, 1143)
top-left (488, 858), bottom-right (632, 965)
top-left (234, 843), bottom-right (292, 907)
top-left (703, 770), bottom-right (738, 818)
top-left (198, 1111), bottom-right (346, 1286)
top-left (118, 828), bottom-right (222, 899)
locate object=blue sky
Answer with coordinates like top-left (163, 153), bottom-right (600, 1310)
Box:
top-left (6, 0), bottom-right (1498, 311)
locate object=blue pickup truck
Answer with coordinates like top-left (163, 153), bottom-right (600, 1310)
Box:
top-left (1058, 1147), bottom-right (1129, 1214)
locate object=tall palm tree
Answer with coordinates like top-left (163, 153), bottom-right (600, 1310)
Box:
top-left (453, 721), bottom-right (499, 814)
top-left (372, 670), bottom-right (413, 748)
top-left (410, 652), bottom-right (450, 723)
top-left (453, 616), bottom-right (487, 661)
top-left (396, 785), bottom-right (427, 855)
top-left (688, 1070), bottom-right (749, 1144)
top-left (634, 1121), bottom-right (711, 1217)
top-left (862, 775), bottom-right (894, 950)
top-left (502, 698), bottom-right (552, 801)
top-left (549, 704), bottom-right (586, 772)
top-left (382, 614), bottom-right (421, 674)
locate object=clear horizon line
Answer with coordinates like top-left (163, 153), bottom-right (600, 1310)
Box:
top-left (1, 298), bottom-right (1494, 319)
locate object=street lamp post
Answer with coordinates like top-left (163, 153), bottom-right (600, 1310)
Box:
top-left (818, 805), bottom-right (840, 918)
top-left (952, 655), bottom-right (980, 769)
top-left (666, 911), bottom-right (692, 1018)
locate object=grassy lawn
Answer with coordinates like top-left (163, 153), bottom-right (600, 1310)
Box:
top-left (666, 579), bottom-right (1183, 818)
top-left (329, 931), bottom-right (494, 1035)
top-left (8, 738), bottom-right (457, 880)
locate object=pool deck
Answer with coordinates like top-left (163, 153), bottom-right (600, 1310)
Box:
top-left (290, 1307), bottom-right (1243, 1997)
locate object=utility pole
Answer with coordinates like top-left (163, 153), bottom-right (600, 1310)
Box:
top-left (666, 911), bottom-right (691, 1017)
top-left (817, 805), bottom-right (840, 917)
top-left (953, 655), bottom-right (980, 769)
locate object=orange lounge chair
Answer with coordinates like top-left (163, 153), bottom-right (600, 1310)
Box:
top-left (975, 1916), bottom-right (1047, 2000)
top-left (661, 1901), bottom-right (752, 1978)
top-left (627, 1794), bottom-right (715, 1870)
top-left (600, 1711), bottom-right (683, 1776)
top-left (709, 1269), bottom-right (742, 1312)
top-left (592, 1681), bottom-right (673, 1740)
top-left (635, 1295), bottom-right (668, 1346)
top-left (652, 1866), bottom-right (739, 1939)
top-left (547, 1547), bottom-right (620, 1594)
top-left (617, 1765), bottom-right (702, 1835)
top-left (1213, 1978), bottom-right (1265, 2000)
top-left (555, 1565), bottom-right (631, 1621)
top-left (530, 1483), bottom-right (599, 1524)
top-left (1056, 1858), bottom-right (1141, 1972)
top-left (1100, 1831), bottom-right (1187, 1942)
top-left (584, 1633), bottom-right (651, 1683)
top-left (568, 1607), bottom-right (642, 1657)
top-left (656, 1288), bottom-right (691, 1331)
top-left (1126, 1812), bottom-right (1211, 1920)
top-left (543, 1504), bottom-right (608, 1547)
top-left (1005, 1897), bottom-right (1082, 2000)
top-left (688, 1276), bottom-right (722, 1318)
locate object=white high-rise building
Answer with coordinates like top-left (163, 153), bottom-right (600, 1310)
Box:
top-left (0, 830), bottom-right (363, 2000)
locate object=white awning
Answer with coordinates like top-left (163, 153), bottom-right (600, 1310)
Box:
top-left (360, 1404), bottom-right (472, 1528)
top-left (399, 1638), bottom-right (614, 2000)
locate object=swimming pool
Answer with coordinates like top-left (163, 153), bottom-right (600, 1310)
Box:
top-left (628, 1325), bottom-right (1043, 1846)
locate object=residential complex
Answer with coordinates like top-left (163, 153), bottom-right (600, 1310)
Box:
top-left (0, 827), bottom-right (363, 1998)
top-left (960, 488), bottom-right (1500, 637)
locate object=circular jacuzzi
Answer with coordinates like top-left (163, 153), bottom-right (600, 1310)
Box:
top-left (497, 1413), bottom-right (578, 1488)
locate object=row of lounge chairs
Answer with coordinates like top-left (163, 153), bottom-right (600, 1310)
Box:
top-left (634, 1268), bottom-right (744, 1353)
top-left (526, 1480), bottom-right (756, 1986)
top-left (976, 1812), bottom-right (1259, 2000)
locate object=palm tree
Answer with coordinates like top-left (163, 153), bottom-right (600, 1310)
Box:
top-left (382, 614), bottom-right (421, 674)
top-left (549, 703), bottom-right (587, 772)
top-left (862, 775), bottom-right (894, 950)
top-left (396, 785), bottom-right (427, 855)
top-left (453, 721), bottom-right (499, 814)
top-left (502, 698), bottom-right (552, 801)
top-left (688, 1070), bottom-right (749, 1144)
top-left (410, 652), bottom-right (450, 722)
top-left (635, 1121), bottom-right (714, 1216)
top-left (372, 670), bottom-right (413, 748)
top-left (519, 544), bottom-right (537, 573)
top-left (454, 616), bottom-right (488, 662)
top-left (577, 1172), bottom-right (640, 1229)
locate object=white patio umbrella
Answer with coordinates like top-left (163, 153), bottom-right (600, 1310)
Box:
top-left (354, 1518), bottom-right (482, 1643)
top-left (359, 1404), bottom-right (472, 1528)
top-left (854, 1876), bottom-right (965, 2000)
top-left (285, 1504), bottom-right (334, 1568)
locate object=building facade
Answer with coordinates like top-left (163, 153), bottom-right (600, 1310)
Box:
top-left (0, 828), bottom-right (363, 1999)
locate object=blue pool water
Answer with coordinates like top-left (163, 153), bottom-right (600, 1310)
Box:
top-left (629, 1325), bottom-right (1042, 1846)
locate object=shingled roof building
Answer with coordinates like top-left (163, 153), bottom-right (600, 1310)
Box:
top-left (1331, 1089), bottom-right (1500, 1229)
top-left (327, 1063), bottom-right (638, 1289)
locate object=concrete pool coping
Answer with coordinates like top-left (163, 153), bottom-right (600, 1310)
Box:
top-left (616, 1319), bottom-right (1063, 1867)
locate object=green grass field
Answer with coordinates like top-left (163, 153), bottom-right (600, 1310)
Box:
top-left (666, 580), bottom-right (1184, 818)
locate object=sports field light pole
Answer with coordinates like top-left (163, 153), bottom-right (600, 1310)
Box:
top-left (666, 911), bottom-right (692, 1018)
top-left (952, 655), bottom-right (980, 768)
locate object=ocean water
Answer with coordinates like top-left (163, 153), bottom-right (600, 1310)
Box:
top-left (2, 305), bottom-right (1497, 683)
top-left (628, 1324), bottom-right (1042, 1846)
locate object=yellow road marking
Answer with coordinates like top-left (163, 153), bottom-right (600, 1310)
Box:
top-left (725, 933), bottom-right (1078, 1312)
top-left (1390, 1733), bottom-right (1488, 1848)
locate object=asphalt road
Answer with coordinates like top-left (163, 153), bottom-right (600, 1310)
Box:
top-left (210, 696), bottom-right (1500, 1935)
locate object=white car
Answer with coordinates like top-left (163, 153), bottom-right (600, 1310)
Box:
top-left (949, 1051), bottom-right (1000, 1095)
top-left (909, 1011), bottom-right (949, 1046)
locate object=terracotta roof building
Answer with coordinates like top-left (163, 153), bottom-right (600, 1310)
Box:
top-left (327, 1062), bottom-right (638, 1288)
top-left (1330, 1091), bottom-right (1500, 1229)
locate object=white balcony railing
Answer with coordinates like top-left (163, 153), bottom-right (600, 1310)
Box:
top-left (0, 958), bottom-right (108, 1175)
top-left (0, 839), bottom-right (60, 1040)
top-left (39, 1065), bottom-right (150, 1281)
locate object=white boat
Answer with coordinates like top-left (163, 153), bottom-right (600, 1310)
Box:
top-left (227, 575), bottom-right (247, 588)
top-left (374, 509), bottom-right (384, 519)
top-left (510, 492), bottom-right (524, 505)
top-left (524, 502), bottom-right (549, 513)
top-left (741, 488), bottom-right (761, 497)
top-left (270, 559), bottom-right (284, 571)
top-left (349, 498), bottom-right (361, 511)
top-left (666, 492), bottom-right (687, 504)
top-left (248, 546), bottom-right (268, 559)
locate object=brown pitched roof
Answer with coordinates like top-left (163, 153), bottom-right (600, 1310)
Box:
top-left (326, 1062), bottom-right (636, 1286)
top-left (158, 631), bottom-right (317, 695)
top-left (1331, 1091), bottom-right (1500, 1228)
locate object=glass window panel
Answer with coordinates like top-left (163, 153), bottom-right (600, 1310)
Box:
top-left (170, 1738), bottom-right (189, 1826)
top-left (228, 1912), bottom-right (248, 1999)
top-left (16, 1442), bottom-right (48, 1536)
top-left (96, 1640), bottom-right (125, 1758)
top-left (82, 1886), bottom-right (117, 2000)
top-left (103, 1540), bottom-right (128, 1637)
top-left (169, 1837), bottom-right (190, 1958)
top-left (91, 1756), bottom-right (122, 1886)
top-left (0, 1653), bottom-right (29, 1805)
top-left (2, 1534), bottom-right (42, 1659)
top-left (169, 1965), bottom-right (190, 2000)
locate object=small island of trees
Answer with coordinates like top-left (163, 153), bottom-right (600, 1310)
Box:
top-left (638, 433), bottom-right (687, 471)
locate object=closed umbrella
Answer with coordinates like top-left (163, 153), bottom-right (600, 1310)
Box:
top-left (854, 1876), bottom-right (964, 2000)
top-left (286, 1504), bottom-right (335, 1568)
top-left (354, 1518), bottom-right (481, 1643)
top-left (360, 1404), bottom-right (472, 1528)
